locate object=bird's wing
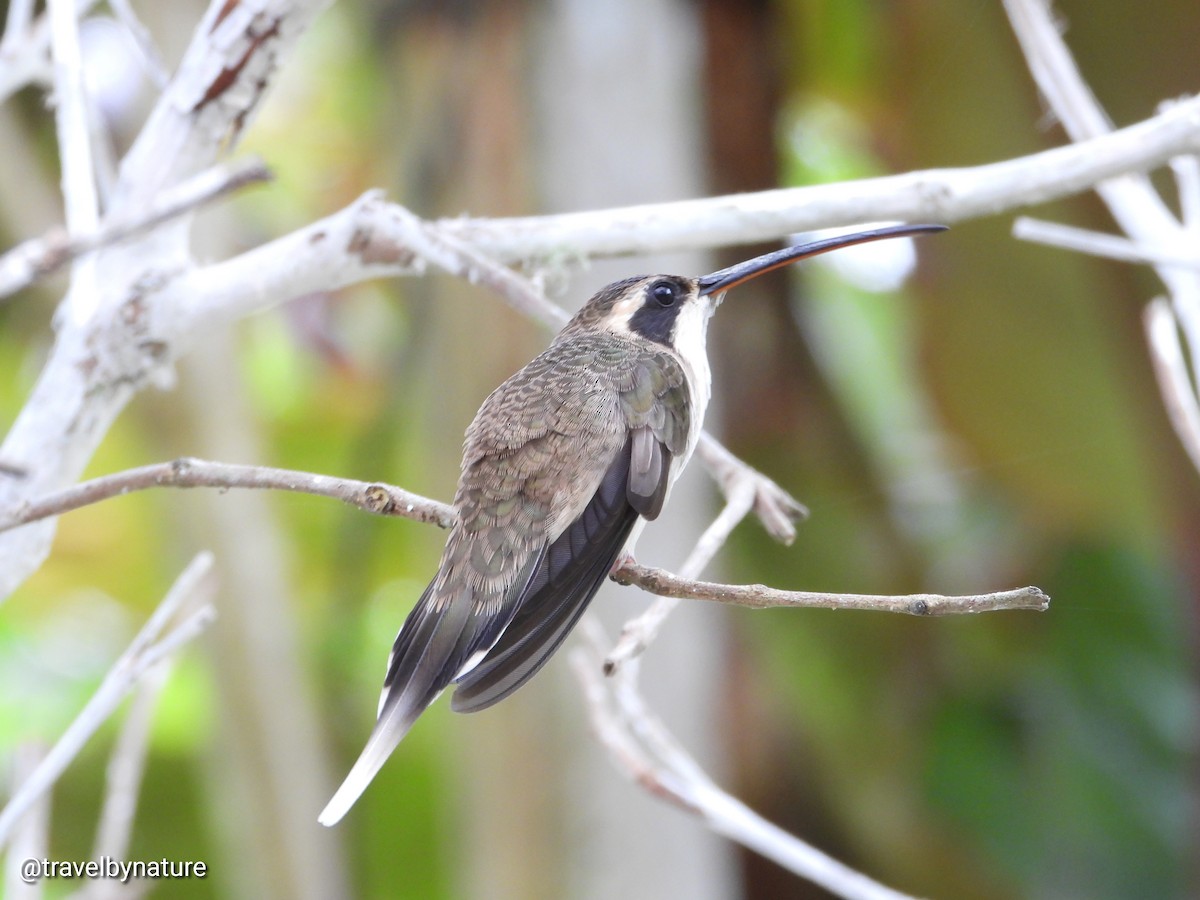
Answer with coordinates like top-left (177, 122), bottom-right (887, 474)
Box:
top-left (450, 342), bottom-right (690, 713)
top-left (449, 434), bottom-right (642, 712)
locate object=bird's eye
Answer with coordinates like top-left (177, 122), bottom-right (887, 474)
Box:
top-left (650, 280), bottom-right (678, 307)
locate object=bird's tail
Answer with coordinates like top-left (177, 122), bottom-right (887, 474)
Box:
top-left (318, 688), bottom-right (426, 826)
top-left (319, 579), bottom-right (475, 826)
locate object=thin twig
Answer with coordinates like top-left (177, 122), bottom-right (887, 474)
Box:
top-left (0, 0), bottom-right (53, 101)
top-left (1170, 150), bottom-right (1200, 231)
top-left (1013, 217), bottom-right (1200, 269)
top-left (1002, 0), bottom-right (1191, 284)
top-left (0, 455), bottom-right (1045, 621)
top-left (0, 553), bottom-right (217, 849)
top-left (571, 630), bottom-right (923, 900)
top-left (48, 0), bottom-right (99, 239)
top-left (392, 206), bottom-right (569, 330)
top-left (1144, 299), bottom-right (1200, 473)
top-left (1003, 0), bottom-right (1200, 480)
top-left (2, 0), bottom-right (34, 50)
top-left (612, 562), bottom-right (1050, 616)
top-left (107, 0), bottom-right (170, 89)
top-left (3, 744), bottom-right (49, 900)
top-left (696, 432), bottom-right (808, 544)
top-left (0, 158), bottom-right (273, 300)
top-left (0, 457), bottom-right (456, 535)
top-left (605, 434), bottom-right (810, 672)
top-left (604, 479), bottom-right (757, 674)
top-left (88, 663), bottom-right (169, 881)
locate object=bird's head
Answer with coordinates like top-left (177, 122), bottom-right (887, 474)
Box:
top-left (557, 223), bottom-right (946, 351)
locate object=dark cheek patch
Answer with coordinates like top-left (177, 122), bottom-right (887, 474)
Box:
top-left (628, 302), bottom-right (682, 346)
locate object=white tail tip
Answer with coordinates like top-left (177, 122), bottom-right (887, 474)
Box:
top-left (318, 702), bottom-right (418, 826)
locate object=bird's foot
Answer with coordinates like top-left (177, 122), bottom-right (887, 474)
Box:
top-left (609, 552), bottom-right (638, 582)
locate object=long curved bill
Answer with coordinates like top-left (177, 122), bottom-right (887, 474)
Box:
top-left (696, 223), bottom-right (947, 296)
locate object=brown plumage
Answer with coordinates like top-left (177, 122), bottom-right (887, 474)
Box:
top-left (320, 224), bottom-right (945, 825)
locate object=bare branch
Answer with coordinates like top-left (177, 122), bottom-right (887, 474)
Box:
top-left (0, 457), bottom-right (456, 535)
top-left (394, 206), bottom-right (569, 330)
top-left (175, 97), bottom-right (1200, 327)
top-left (1013, 217), bottom-right (1200, 268)
top-left (48, 0), bottom-right (98, 231)
top-left (2, 0), bottom-right (35, 47)
top-left (107, 0), bottom-right (170, 90)
top-left (6, 86), bottom-right (1198, 605)
top-left (1002, 0), bottom-right (1200, 482)
top-left (612, 561), bottom-right (1050, 616)
top-left (1002, 0), bottom-right (1182, 244)
top-left (0, 158), bottom-right (273, 300)
top-left (1145, 299), bottom-right (1200, 473)
top-left (605, 418), bottom-right (1042, 676)
top-left (49, 0), bottom-right (101, 318)
top-left (0, 2), bottom-right (75, 103)
top-left (696, 432), bottom-right (808, 544)
top-left (109, 0), bottom-right (333, 218)
top-left (0, 454), bottom-right (1044, 625)
top-left (88, 663), bottom-right (170, 882)
top-left (438, 98), bottom-right (1200, 262)
top-left (3, 744), bottom-right (49, 900)
top-left (0, 553), bottom-right (217, 849)
top-left (572, 628), bottom-right (923, 900)
top-left (604, 477), bottom-right (757, 675)
top-left (1170, 151), bottom-right (1200, 230)
top-left (1002, 0), bottom-right (1197, 290)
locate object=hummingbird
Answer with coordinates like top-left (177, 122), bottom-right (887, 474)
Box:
top-left (319, 222), bottom-right (945, 825)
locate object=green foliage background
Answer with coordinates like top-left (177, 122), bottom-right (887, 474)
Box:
top-left (0, 1), bottom-right (1197, 898)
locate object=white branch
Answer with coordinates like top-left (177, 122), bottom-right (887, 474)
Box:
top-left (0, 158), bottom-right (272, 300)
top-left (48, 0), bottom-right (98, 233)
top-left (572, 627), bottom-right (922, 900)
top-left (86, 663), bottom-right (169, 893)
top-left (436, 97), bottom-right (1200, 262)
top-left (0, 0), bottom-right (334, 603)
top-left (3, 745), bottom-right (49, 900)
top-left (1014, 217), bottom-right (1200, 269)
top-left (0, 1), bottom-right (94, 104)
top-left (1003, 0), bottom-right (1200, 480)
top-left (1003, 0), bottom-right (1200, 303)
top-left (49, 0), bottom-right (101, 323)
top-left (173, 97), bottom-right (1200, 332)
top-left (1002, 0), bottom-right (1183, 246)
top-left (3, 1), bottom-right (1198, 616)
top-left (1145, 300), bottom-right (1200, 472)
top-left (107, 0), bottom-right (170, 90)
top-left (2, 0), bottom-right (35, 45)
top-left (0, 553), bottom-right (217, 849)
top-left (604, 476), bottom-right (756, 674)
top-left (1171, 152), bottom-right (1200, 231)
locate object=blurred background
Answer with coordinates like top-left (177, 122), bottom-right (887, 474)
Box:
top-left (1, 0), bottom-right (1198, 897)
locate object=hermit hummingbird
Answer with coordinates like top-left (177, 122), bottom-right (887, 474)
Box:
top-left (319, 222), bottom-right (945, 825)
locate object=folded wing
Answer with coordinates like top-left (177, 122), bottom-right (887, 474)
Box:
top-left (451, 428), bottom-right (671, 713)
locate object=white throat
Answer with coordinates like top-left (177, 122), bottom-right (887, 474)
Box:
top-left (671, 296), bottom-right (715, 457)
